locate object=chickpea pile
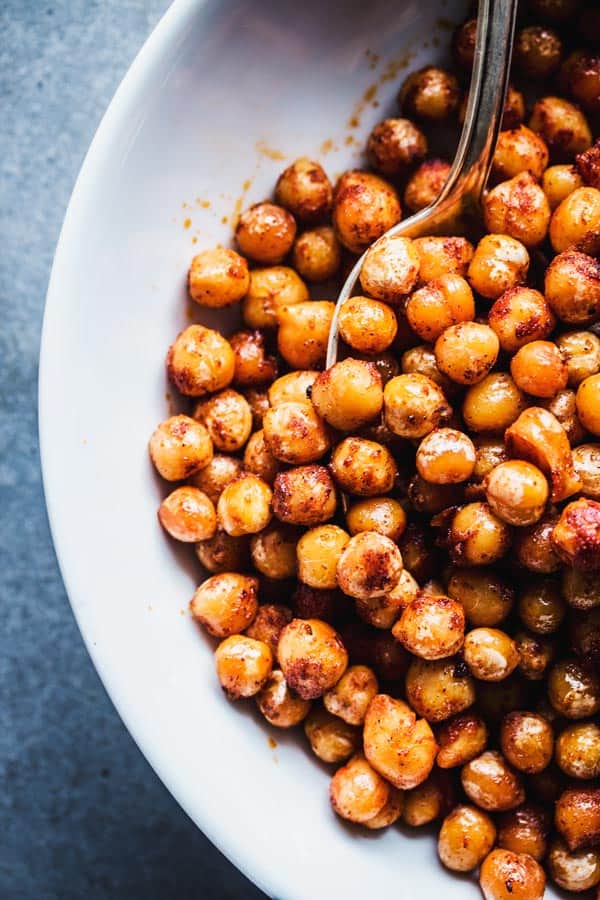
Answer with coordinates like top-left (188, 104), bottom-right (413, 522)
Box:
top-left (150, 3), bottom-right (600, 896)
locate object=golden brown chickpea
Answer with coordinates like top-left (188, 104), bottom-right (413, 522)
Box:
top-left (577, 374), bottom-right (600, 436)
top-left (359, 234), bottom-right (420, 305)
top-left (556, 721), bottom-right (600, 779)
top-left (256, 669), bottom-right (311, 727)
top-left (194, 530), bottom-right (249, 574)
top-left (158, 486), bottom-right (216, 542)
top-left (268, 371), bottom-right (316, 409)
top-left (332, 170), bottom-right (401, 254)
top-left (188, 246), bottom-right (249, 307)
top-left (242, 430), bottom-right (280, 485)
top-left (468, 438), bottom-right (510, 493)
top-left (576, 140), bottom-right (600, 190)
top-left (545, 250), bottom-right (600, 325)
top-left (407, 274), bottom-right (475, 343)
top-left (272, 465), bottom-right (336, 526)
top-left (573, 443), bottom-right (600, 499)
top-left (166, 325), bottom-right (235, 397)
top-left (399, 66), bottom-right (460, 121)
top-left (464, 628), bottom-right (520, 682)
top-left (296, 525), bottom-right (349, 591)
top-left (345, 497), bottom-right (406, 542)
top-left (336, 531), bottom-right (403, 601)
top-left (292, 226), bottom-right (341, 282)
top-left (215, 635), bottom-right (272, 699)
top-left (437, 713), bottom-right (489, 769)
top-left (565, 569), bottom-right (600, 611)
top-left (367, 117), bottom-right (428, 179)
top-left (435, 322), bottom-right (499, 386)
top-left (416, 428), bottom-right (476, 485)
top-left (363, 694), bottom-right (437, 789)
top-left (243, 387), bottom-right (270, 430)
top-left (245, 603), bottom-right (292, 660)
top-left (505, 406), bottom-right (582, 502)
top-left (462, 751), bottom-right (525, 812)
top-left (329, 753), bottom-right (391, 825)
top-left (447, 567), bottom-right (514, 625)
top-left (518, 578), bottom-right (566, 634)
top-left (393, 593), bottom-right (465, 660)
top-left (323, 665), bottom-right (378, 726)
top-left (404, 158), bottom-right (451, 213)
top-left (463, 374), bottom-right (527, 435)
top-left (330, 437), bottom-right (397, 497)
top-left (192, 389), bottom-right (252, 453)
top-left (228, 330), bottom-right (277, 388)
top-left (515, 510), bottom-right (561, 572)
top-left (516, 632), bottom-right (555, 680)
top-left (543, 164), bottom-right (584, 209)
top-left (363, 786), bottom-right (405, 830)
top-left (485, 460), bottom-right (549, 527)
top-left (548, 837), bottom-right (600, 892)
top-left (384, 373), bottom-right (451, 440)
top-left (552, 497), bottom-right (600, 569)
top-left (483, 172), bottom-right (551, 247)
top-left (304, 706), bottom-right (360, 764)
top-left (559, 49), bottom-right (600, 114)
top-left (488, 286), bottom-right (556, 354)
top-left (276, 300), bottom-right (334, 370)
top-left (277, 618), bottom-right (347, 700)
top-left (452, 17), bottom-right (477, 69)
top-left (274, 157), bottom-right (332, 223)
top-left (217, 474), bottom-right (272, 537)
top-left (497, 805), bottom-right (550, 861)
top-left (401, 345), bottom-right (456, 397)
top-left (556, 786), bottom-right (600, 851)
top-left (514, 24), bottom-right (562, 79)
top-left (249, 524), bottom-right (297, 581)
top-left (480, 848), bottom-right (546, 900)
top-left (338, 296), bottom-right (398, 354)
top-left (188, 454), bottom-right (243, 504)
top-left (448, 503), bottom-right (512, 566)
top-left (541, 387), bottom-right (587, 444)
top-left (548, 658), bottom-right (600, 719)
top-left (413, 235), bottom-right (474, 282)
top-left (500, 711), bottom-right (554, 774)
top-left (406, 657), bottom-right (475, 722)
top-left (149, 415), bottom-right (213, 481)
top-left (310, 359), bottom-right (383, 432)
top-left (492, 126), bottom-right (549, 182)
top-left (550, 186), bottom-right (600, 254)
top-left (242, 265), bottom-right (308, 330)
top-left (529, 96), bottom-right (592, 162)
top-left (235, 201), bottom-right (296, 264)
top-left (190, 572), bottom-right (258, 637)
top-left (467, 234), bottom-right (530, 300)
top-left (402, 773), bottom-right (448, 827)
top-left (557, 330), bottom-right (600, 387)
top-left (356, 570), bottom-right (419, 629)
top-left (262, 401), bottom-right (330, 466)
top-left (509, 341), bottom-right (567, 399)
top-left (438, 805), bottom-right (496, 872)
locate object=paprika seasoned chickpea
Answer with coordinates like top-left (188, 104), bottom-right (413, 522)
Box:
top-left (364, 694), bottom-right (437, 789)
top-left (195, 530), bottom-right (250, 574)
top-left (404, 159), bottom-right (451, 213)
top-left (552, 498), bottom-right (600, 569)
top-left (480, 848), bottom-right (546, 900)
top-left (518, 578), bottom-right (566, 633)
top-left (188, 246), bottom-right (249, 307)
top-left (296, 525), bottom-right (350, 590)
top-left (276, 300), bottom-right (334, 370)
top-left (190, 572), bottom-right (258, 637)
top-left (416, 428), bottom-right (476, 485)
top-left (545, 250), bottom-right (600, 325)
top-left (273, 465), bottom-right (336, 526)
top-left (448, 567), bottom-right (514, 625)
top-left (346, 497), bottom-right (406, 542)
top-left (556, 721), bottom-right (600, 779)
top-left (243, 387), bottom-right (270, 429)
top-left (330, 437), bottom-right (397, 497)
top-left (366, 117), bottom-right (428, 179)
top-left (483, 172), bottom-right (551, 247)
top-left (413, 235), bottom-right (474, 281)
top-left (500, 711), bottom-right (554, 774)
top-left (516, 632), bottom-right (555, 680)
top-left (505, 406), bottom-right (582, 502)
top-left (577, 140), bottom-right (600, 190)
top-left (529, 96), bottom-right (592, 161)
top-left (323, 665), bottom-right (378, 726)
top-left (550, 186), bottom-right (600, 253)
top-left (407, 274), bottom-right (475, 342)
top-left (304, 706), bottom-right (360, 764)
top-left (329, 753), bottom-right (391, 825)
top-left (461, 751), bottom-right (525, 811)
top-left (448, 503), bottom-right (512, 566)
top-left (393, 593), bottom-right (465, 660)
top-left (356, 570), bottom-right (419, 629)
top-left (243, 429), bottom-right (280, 485)
top-left (217, 474), bottom-right (272, 537)
top-left (292, 226), bottom-right (341, 282)
top-left (543, 163), bottom-right (584, 209)
top-left (311, 359), bottom-right (383, 432)
top-left (437, 713), bottom-right (488, 769)
top-left (249, 524), bottom-right (298, 581)
top-left (557, 330), bottom-right (600, 386)
top-left (549, 658), bottom-right (600, 719)
top-left (158, 486), bottom-right (216, 542)
top-left (464, 628), bottom-right (520, 682)
top-left (336, 532), bottom-right (403, 601)
top-left (332, 170), bottom-right (401, 254)
top-left (467, 233), bottom-right (530, 300)
top-left (398, 66), bottom-right (460, 121)
top-left (438, 805), bottom-right (496, 872)
top-left (188, 454), bottom-right (243, 504)
top-left (577, 374), bottom-right (600, 435)
top-left (559, 49), bottom-right (600, 114)
top-left (149, 415), bottom-right (213, 481)
top-left (574, 444), bottom-right (600, 498)
top-left (548, 837), bottom-right (600, 893)
top-left (435, 322), bottom-right (499, 386)
top-left (229, 330), bottom-right (277, 388)
top-left (485, 460), bottom-right (549, 527)
top-left (384, 373), bottom-right (451, 439)
top-left (263, 401), bottom-right (330, 465)
top-left (406, 657), bottom-right (476, 722)
top-left (215, 635), bottom-right (273, 699)
top-left (492, 125), bottom-right (549, 182)
top-left (497, 805), bottom-right (550, 861)
top-left (488, 286), bottom-right (555, 354)
top-left (510, 341), bottom-right (567, 398)
top-left (401, 345), bottom-right (455, 396)
top-left (278, 618), bottom-right (348, 700)
top-left (242, 265), bottom-right (308, 330)
top-left (338, 296), bottom-right (398, 354)
top-left (256, 669), bottom-right (311, 727)
top-left (514, 24), bottom-right (562, 79)
top-left (268, 370), bottom-right (318, 408)
top-left (557, 786), bottom-right (600, 851)
top-left (166, 325), bottom-right (235, 397)
top-left (274, 157), bottom-right (332, 223)
top-left (359, 234), bottom-right (420, 305)
top-left (193, 389), bottom-right (252, 453)
top-left (235, 201), bottom-right (296, 264)
top-left (245, 603), bottom-right (293, 659)
top-left (564, 568), bottom-right (600, 611)
top-left (514, 510), bottom-right (562, 573)
top-left (463, 373), bottom-right (527, 434)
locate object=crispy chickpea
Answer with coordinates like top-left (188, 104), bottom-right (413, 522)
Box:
top-left (330, 437), bottom-right (397, 497)
top-left (407, 274), bottom-right (475, 342)
top-left (242, 265), bottom-right (308, 330)
top-left (346, 497), bottom-right (406, 542)
top-left (413, 236), bottom-right (473, 282)
top-left (215, 635), bottom-right (272, 699)
top-left (274, 157), bottom-right (332, 223)
top-left (509, 341), bottom-right (567, 399)
top-left (416, 428), bottom-right (476, 485)
top-left (158, 486), bottom-right (216, 542)
top-left (500, 711), bottom-right (554, 774)
top-left (492, 126), bottom-right (549, 182)
top-left (515, 511), bottom-right (562, 573)
top-left (483, 172), bottom-right (551, 247)
top-left (190, 572), bottom-right (258, 637)
top-left (480, 848), bottom-right (546, 900)
top-left (437, 713), bottom-right (488, 768)
top-left (557, 330), bottom-right (600, 386)
top-left (195, 530), bottom-right (249, 574)
top-left (363, 694), bottom-right (437, 789)
top-left (188, 246), bottom-right (249, 307)
top-left (548, 837), bottom-right (600, 892)
top-left (245, 603), bottom-right (292, 660)
top-left (149, 415), bottom-right (213, 481)
top-left (329, 753), bottom-right (390, 825)
top-left (235, 201), bottom-right (296, 264)
top-left (384, 373), bottom-right (451, 440)
top-left (367, 117), bottom-right (428, 179)
top-left (401, 345), bottom-right (456, 397)
top-left (296, 525), bottom-right (350, 591)
top-left (557, 786), bottom-right (600, 851)
top-left (304, 706), bottom-right (360, 764)
top-left (577, 375), bottom-right (600, 435)
top-left (556, 722), bottom-right (600, 779)
top-left (336, 532), bottom-right (403, 601)
top-left (516, 632), bottom-right (555, 680)
top-left (464, 628), bottom-right (520, 682)
top-left (268, 371), bottom-right (317, 408)
top-left (292, 226), bottom-right (341, 282)
top-left (166, 325), bottom-right (234, 397)
top-left (502, 84), bottom-right (526, 130)
top-left (463, 373), bottom-right (527, 434)
top-left (262, 401), bottom-right (330, 466)
top-left (188, 454), bottom-right (243, 504)
top-left (462, 751), bottom-right (525, 811)
top-left (402, 773), bottom-right (449, 826)
top-left (393, 593), bottom-right (465, 660)
top-left (217, 474), bottom-right (272, 537)
top-left (498, 805), bottom-right (550, 861)
top-left (559, 50), bottom-right (600, 114)
top-left (332, 170), bottom-right (401, 254)
top-left (276, 300), bottom-right (334, 370)
top-left (543, 164), bottom-right (584, 209)
top-left (228, 330), bottom-right (277, 388)
top-left (359, 234), bottom-right (420, 305)
top-left (488, 286), bottom-right (555, 354)
top-left (193, 389), bottom-right (252, 453)
top-left (323, 665), bottom-right (378, 726)
top-left (574, 444), bottom-right (600, 499)
top-left (529, 96), bottom-right (592, 161)
top-left (435, 322), bottom-right (499, 386)
top-left (311, 359), bottom-right (383, 432)
top-left (404, 159), bottom-right (451, 213)
top-left (256, 669), bottom-right (311, 727)
top-left (438, 805), bottom-right (496, 872)
top-left (548, 658), bottom-right (600, 718)
top-left (577, 140), bottom-right (600, 190)
top-left (249, 524), bottom-right (297, 581)
top-left (356, 570), bottom-right (419, 629)
top-left (552, 498), bottom-right (600, 569)
top-left (243, 430), bottom-right (279, 485)
top-left (467, 234), bottom-right (529, 300)
top-left (448, 567), bottom-right (514, 626)
top-left (338, 296), bottom-right (398, 354)
top-left (550, 187), bottom-right (600, 253)
top-left (518, 578), bottom-right (565, 634)
top-left (468, 438), bottom-right (510, 495)
top-left (541, 388), bottom-right (586, 444)
top-left (244, 387), bottom-right (270, 429)
top-left (449, 503), bottom-right (512, 566)
top-left (514, 24), bottom-right (562, 79)
top-left (406, 657), bottom-right (475, 722)
top-left (545, 250), bottom-right (600, 325)
top-left (277, 618), bottom-right (347, 700)
top-left (408, 475), bottom-right (463, 513)
top-left (485, 460), bottom-right (549, 527)
top-left (398, 66), bottom-right (460, 121)
top-left (505, 407), bottom-right (582, 502)
top-left (272, 465), bottom-right (336, 526)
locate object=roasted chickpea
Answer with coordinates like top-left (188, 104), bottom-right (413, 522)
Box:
top-left (518, 578), bottom-right (565, 634)
top-left (550, 186), bottom-right (600, 255)
top-left (497, 805), bottom-right (550, 861)
top-left (356, 570), bottom-right (419, 629)
top-left (338, 296), bottom-right (398, 354)
top-left (332, 170), bottom-right (401, 254)
top-left (530, 0), bottom-right (581, 19)
top-left (416, 428), bottom-right (476, 485)
top-left (464, 628), bottom-right (520, 682)
top-left (384, 373), bottom-right (451, 440)
top-left (447, 568), bottom-right (514, 625)
top-left (166, 325), bottom-right (234, 397)
top-left (245, 603), bottom-right (292, 660)
top-left (514, 24), bottom-right (562, 80)
top-left (276, 300), bottom-right (334, 370)
top-left (452, 17), bottom-right (477, 69)
top-left (467, 234), bottom-right (530, 300)
top-left (468, 438), bottom-right (510, 496)
top-left (492, 126), bottom-right (549, 182)
top-left (463, 374), bottom-right (527, 434)
top-left (275, 157), bottom-right (332, 223)
top-left (329, 753), bottom-right (391, 825)
top-left (359, 234), bottom-right (420, 305)
top-left (372, 631), bottom-right (411, 682)
top-left (483, 172), bottom-right (551, 247)
top-left (488, 286), bottom-right (555, 354)
top-left (529, 96), bottom-right (592, 162)
top-left (188, 246), bottom-right (249, 307)
top-left (576, 139), bottom-right (600, 190)
top-left (217, 472), bottom-right (272, 537)
top-left (273, 465), bottom-right (336, 526)
top-left (215, 635), bottom-right (272, 699)
top-left (437, 713), bottom-right (489, 769)
top-left (502, 84), bottom-right (526, 130)
top-left (235, 201), bottom-right (296, 264)
top-left (336, 531), bottom-right (403, 601)
top-left (149, 414), bottom-right (213, 481)
top-left (449, 503), bottom-right (512, 566)
top-left (195, 530), bottom-right (249, 574)
top-left (243, 387), bottom-right (270, 429)
top-left (393, 593), bottom-right (465, 660)
top-left (268, 371), bottom-right (316, 409)
top-left (480, 848), bottom-right (546, 900)
top-left (557, 330), bottom-right (600, 387)
top-left (435, 322), bottom-right (499, 386)
top-left (570, 605), bottom-right (600, 654)
top-left (413, 235), bottom-right (474, 281)
top-left (515, 511), bottom-right (561, 573)
top-left (292, 226), bottom-right (341, 282)
top-left (505, 406), bottom-right (582, 502)
top-left (228, 330), bottom-right (277, 388)
top-left (304, 706), bottom-right (360, 764)
top-left (516, 632), bottom-right (555, 680)
top-left (545, 250), bottom-right (600, 325)
top-left (509, 341), bottom-right (567, 399)
top-left (262, 401), bottom-right (330, 466)
top-left (158, 486), bottom-right (216, 542)
top-left (557, 785), bottom-right (600, 851)
top-left (398, 66), bottom-right (460, 121)
top-left (408, 475), bottom-right (464, 514)
top-left (543, 164), bottom-right (584, 210)
top-left (461, 751), bottom-right (525, 811)
top-left (407, 274), bottom-right (475, 343)
top-left (542, 387), bottom-right (587, 443)
top-left (549, 658), bottom-right (600, 719)
top-left (330, 437), bottom-right (397, 497)
top-left (485, 460), bottom-right (549, 527)
top-left (573, 444), bottom-right (600, 500)
top-left (500, 711), bottom-right (554, 774)
top-left (363, 694), bottom-right (437, 789)
top-left (357, 350), bottom-right (400, 387)
top-left (242, 265), bottom-right (308, 330)
top-left (577, 374), bottom-right (600, 435)
top-left (401, 345), bottom-right (455, 398)
top-left (346, 497), bottom-right (406, 542)
top-left (277, 618), bottom-right (347, 700)
top-left (256, 669), bottom-right (311, 727)
top-left (402, 773), bottom-right (449, 826)
top-left (243, 430), bottom-right (279, 485)
top-left (552, 498), bottom-right (600, 569)
top-left (188, 454), bottom-right (243, 504)
top-left (296, 525), bottom-right (350, 591)
top-left (404, 158), bottom-right (451, 213)
top-left (438, 805), bottom-right (496, 872)
top-left (548, 837), bottom-right (600, 892)
top-left (190, 572), bottom-right (258, 637)
top-left (559, 49), bottom-right (600, 114)
top-left (367, 117), bottom-right (428, 179)
top-left (192, 389), bottom-right (252, 453)
top-left (311, 359), bottom-right (383, 432)
top-left (323, 665), bottom-right (378, 726)
top-left (406, 657), bottom-right (475, 722)
top-left (249, 524), bottom-right (297, 581)
top-left (556, 721), bottom-right (600, 779)
top-left (477, 678), bottom-right (531, 724)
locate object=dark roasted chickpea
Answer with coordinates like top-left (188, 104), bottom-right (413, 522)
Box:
top-left (188, 246), bottom-right (249, 307)
top-left (323, 665), bottom-right (378, 725)
top-left (492, 126), bottom-right (549, 182)
top-left (452, 17), bottom-right (477, 69)
top-left (519, 578), bottom-right (566, 634)
top-left (447, 567), bottom-right (513, 626)
top-left (393, 593), bottom-right (465, 660)
top-left (292, 226), bottom-right (341, 282)
top-left (242, 265), bottom-right (308, 330)
top-left (193, 389), bottom-right (252, 453)
top-left (372, 631), bottom-right (411, 682)
top-left (529, 761), bottom-right (565, 805)
top-left (552, 498), bottom-right (600, 569)
top-left (497, 805), bottom-right (550, 861)
top-left (228, 330), bottom-right (278, 388)
top-left (332, 170), bottom-right (401, 254)
top-left (480, 848), bottom-right (546, 900)
top-left (195, 530), bottom-right (249, 574)
top-left (408, 475), bottom-right (463, 514)
top-left (514, 25), bottom-right (562, 79)
top-left (477, 677), bottom-right (530, 724)
top-left (577, 139), bottom-right (600, 189)
top-left (406, 657), bottom-right (476, 722)
top-left (249, 524), bottom-right (298, 581)
top-left (548, 836), bottom-right (600, 892)
top-left (435, 322), bottom-right (499, 386)
top-left (275, 157), bottom-right (332, 223)
top-left (256, 669), bottom-right (311, 727)
top-left (364, 693), bottom-right (437, 789)
top-left (416, 428), bottom-right (475, 486)
top-left (548, 658), bottom-right (600, 718)
top-left (529, 96), bottom-right (592, 162)
top-left (149, 414), bottom-right (213, 481)
top-left (413, 235), bottom-right (474, 281)
top-left (189, 454), bottom-right (243, 504)
top-left (505, 406), bottom-right (582, 502)
top-left (545, 250), bottom-right (600, 325)
top-left (483, 172), bottom-right (551, 247)
top-left (556, 786), bottom-right (600, 851)
top-left (449, 503), bottom-right (512, 566)
top-left (338, 296), bottom-right (398, 354)
top-left (296, 525), bottom-right (349, 590)
top-left (577, 375), bottom-right (600, 436)
top-left (438, 805), bottom-right (496, 872)
top-left (437, 712), bottom-right (488, 768)
top-left (543, 164), bottom-right (584, 209)
top-left (570, 606), bottom-right (600, 656)
top-left (245, 603), bottom-right (292, 660)
top-left (404, 158), bottom-right (451, 213)
top-left (541, 387), bottom-right (587, 444)
top-left (329, 753), bottom-right (391, 825)
top-left (243, 430), bottom-right (280, 485)
top-left (367, 117), bottom-right (428, 179)
top-left (190, 572), bottom-right (258, 637)
top-left (516, 631), bottom-right (555, 680)
top-left (262, 401), bottom-right (330, 465)
top-left (336, 531), bottom-right (403, 601)
top-left (273, 465), bottom-right (336, 527)
top-left (291, 582), bottom-right (341, 623)
top-left (485, 460), bottom-right (549, 527)
top-left (311, 359), bottom-right (383, 432)
top-left (461, 751), bottom-right (525, 811)
top-left (215, 635), bottom-right (273, 699)
top-left (502, 84), bottom-right (526, 130)
top-left (360, 234), bottom-right (420, 304)
top-left (556, 721), bottom-right (600, 779)
top-left (557, 330), bottom-right (600, 387)
top-left (488, 286), bottom-right (555, 354)
top-left (407, 274), bottom-right (475, 343)
top-left (330, 436), bottom-right (397, 497)
top-left (166, 325), bottom-right (235, 397)
top-left (468, 438), bottom-right (509, 497)
top-left (276, 300), bottom-right (334, 370)
top-left (398, 66), bottom-right (460, 121)
top-left (217, 474), bottom-right (272, 536)
top-left (235, 201), bottom-right (296, 264)
top-left (384, 373), bottom-right (451, 439)
top-left (559, 50), bottom-right (600, 114)
top-left (278, 618), bottom-right (347, 700)
top-left (304, 706), bottom-right (360, 764)
top-left (500, 711), bottom-right (554, 774)
top-left (468, 233), bottom-right (529, 300)
top-left (514, 510), bottom-right (562, 573)
top-left (463, 374), bottom-right (527, 434)
top-left (158, 486), bottom-right (216, 542)
top-left (464, 628), bottom-right (520, 682)
top-left (346, 497), bottom-right (406, 542)
top-left (530, 0), bottom-right (581, 18)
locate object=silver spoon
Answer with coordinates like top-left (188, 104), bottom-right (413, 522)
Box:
top-left (326, 0), bottom-right (519, 368)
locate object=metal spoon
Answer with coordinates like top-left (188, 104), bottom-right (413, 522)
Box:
top-left (326, 0), bottom-right (519, 368)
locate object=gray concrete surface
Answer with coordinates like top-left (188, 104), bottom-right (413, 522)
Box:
top-left (0, 3), bottom-right (265, 897)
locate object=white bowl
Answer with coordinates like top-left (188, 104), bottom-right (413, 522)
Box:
top-left (39, 1), bottom-right (556, 897)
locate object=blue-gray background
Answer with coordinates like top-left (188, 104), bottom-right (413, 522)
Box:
top-left (1, 3), bottom-right (265, 897)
